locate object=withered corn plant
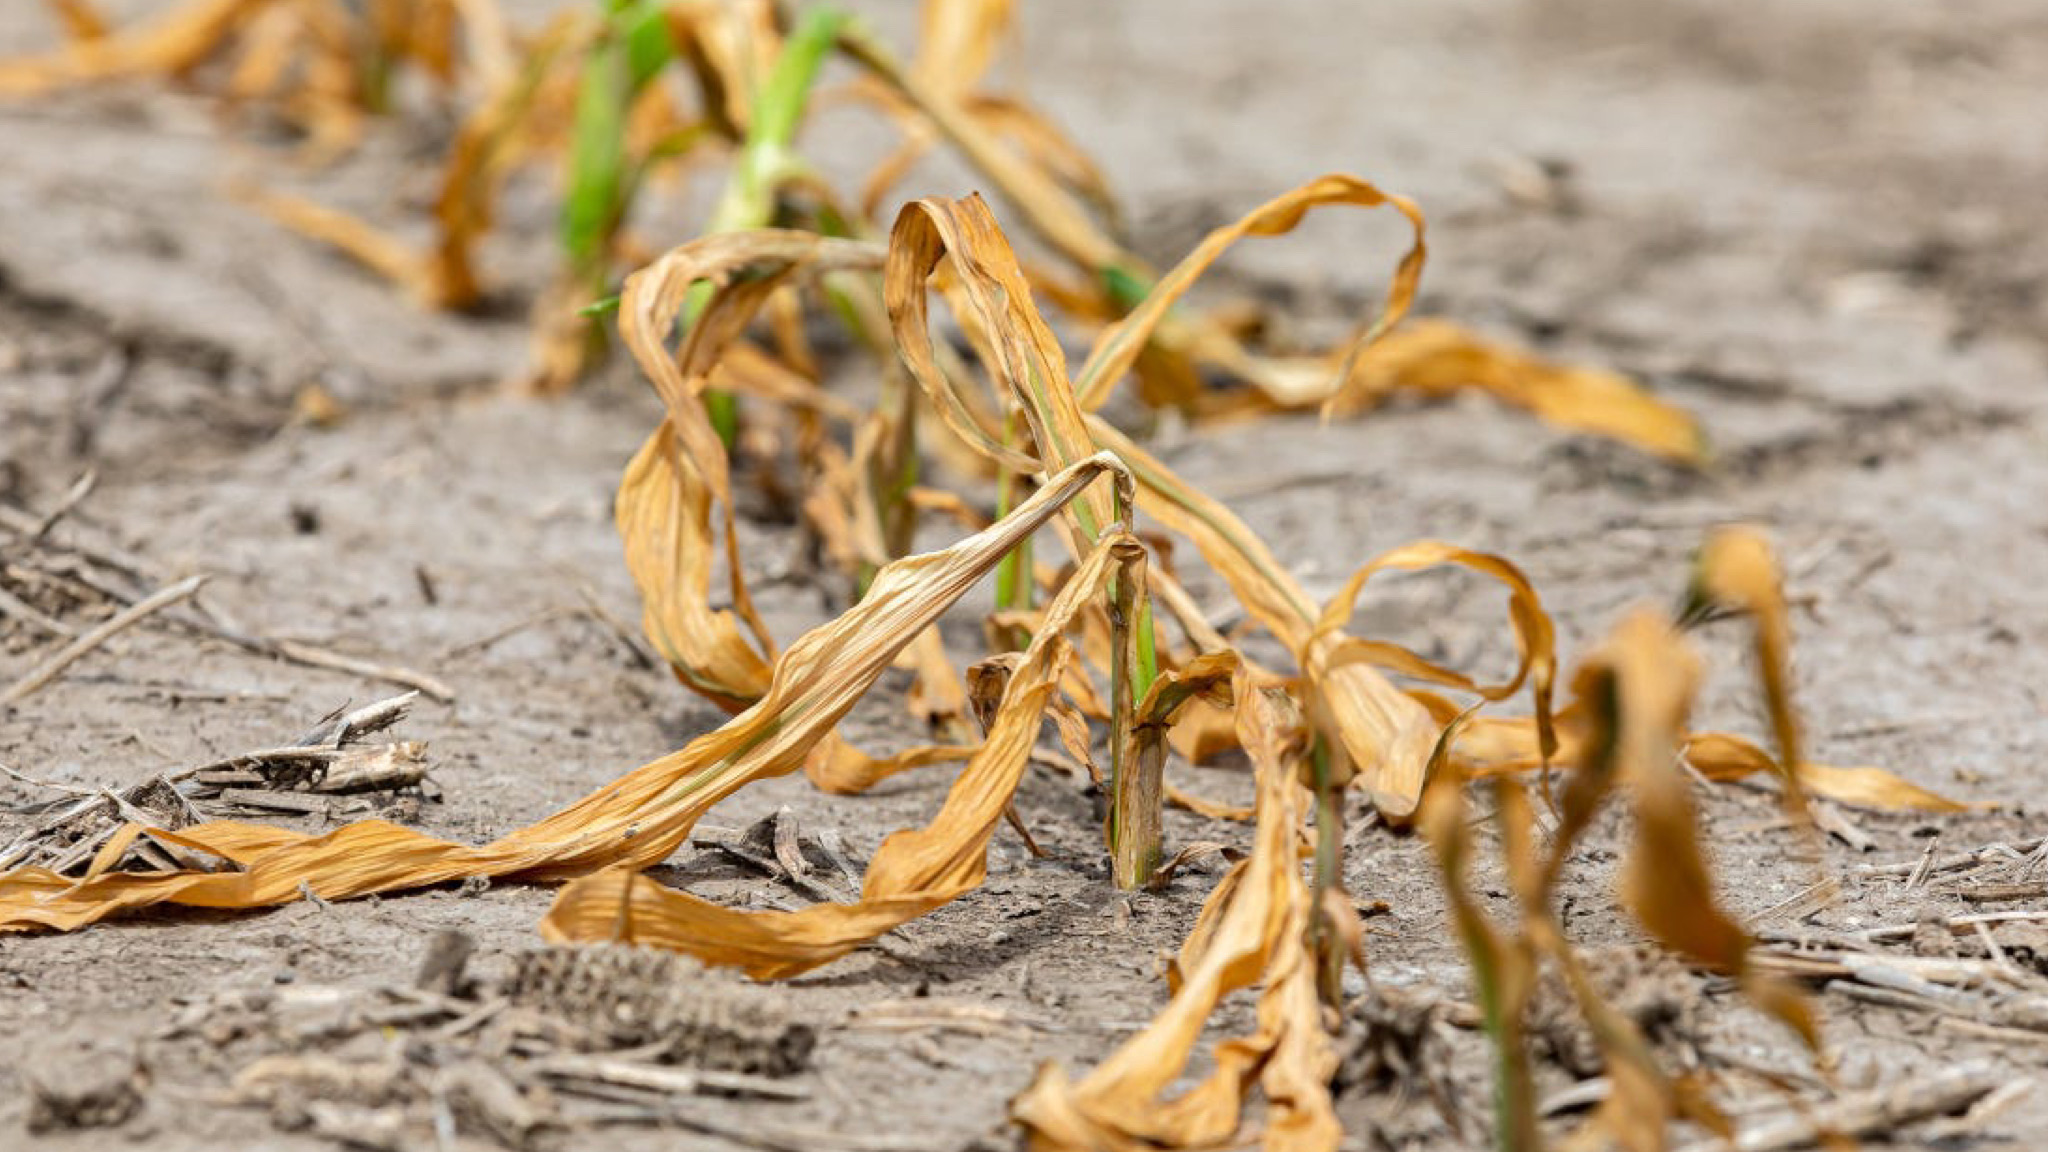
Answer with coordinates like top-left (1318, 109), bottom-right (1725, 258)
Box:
top-left (0, 4), bottom-right (1983, 1150)
top-left (0, 175), bottom-right (1970, 1148)
top-left (2, 0), bottom-right (513, 155)
top-left (8, 0), bottom-right (1721, 441)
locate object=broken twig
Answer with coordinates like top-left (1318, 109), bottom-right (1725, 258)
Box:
top-left (1, 574), bottom-right (206, 707)
top-left (1673, 1063), bottom-right (1998, 1152)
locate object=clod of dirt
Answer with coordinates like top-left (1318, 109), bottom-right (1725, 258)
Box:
top-left (1911, 907), bottom-right (1960, 958)
top-left (242, 1051), bottom-right (553, 1152)
top-left (414, 927), bottom-right (476, 996)
top-left (23, 1038), bottom-right (147, 1134)
top-left (1333, 985), bottom-right (1471, 1147)
top-left (1530, 944), bottom-right (1703, 1079)
top-left (504, 945), bottom-right (817, 1076)
top-left (1992, 921), bottom-right (2048, 976)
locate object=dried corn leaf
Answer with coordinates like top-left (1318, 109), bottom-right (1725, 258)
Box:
top-left (666, 0), bottom-right (779, 138)
top-left (909, 0), bottom-right (1010, 95)
top-left (44, 0), bottom-right (109, 42)
top-left (880, 183), bottom-right (1443, 821)
top-left (1687, 527), bottom-right (1808, 821)
top-left (6, 0), bottom-right (485, 153)
top-left (1013, 682), bottom-right (1338, 1151)
top-left (539, 528), bottom-right (1137, 977)
top-left (426, 12), bottom-right (591, 309)
top-left (1309, 540), bottom-right (1558, 796)
top-left (1072, 174), bottom-right (1425, 415)
top-left (0, 453), bottom-right (1129, 934)
top-left (234, 8), bottom-right (582, 310)
top-left (1124, 651), bottom-right (1243, 839)
top-left (902, 625), bottom-right (971, 728)
top-left (254, 0), bottom-right (365, 155)
top-left (241, 187), bottom-right (455, 306)
top-left (1581, 610), bottom-right (1820, 1047)
top-left (1684, 734), bottom-right (1971, 813)
top-left (221, 3), bottom-right (303, 105)
top-left (888, 193), bottom-right (1116, 541)
top-left (0, 0), bottom-right (266, 94)
top-left (840, 22), bottom-right (1124, 275)
top-left (1165, 696), bottom-right (1242, 765)
top-left (1465, 664), bottom-right (1705, 1151)
top-left (851, 0), bottom-right (1112, 231)
top-left (1432, 696), bottom-right (1964, 812)
top-left (617, 416), bottom-right (773, 709)
top-left (1484, 778), bottom-right (1674, 1152)
top-left (1682, 520), bottom-right (1980, 813)
top-left (800, 735), bottom-right (974, 796)
top-left (615, 230), bottom-right (885, 711)
top-left (1327, 319), bottom-right (1707, 463)
top-left (1164, 781), bottom-right (1252, 822)
top-left (1137, 651), bottom-right (1240, 733)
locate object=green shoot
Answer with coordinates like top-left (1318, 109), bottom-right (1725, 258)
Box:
top-left (695, 5), bottom-right (847, 447)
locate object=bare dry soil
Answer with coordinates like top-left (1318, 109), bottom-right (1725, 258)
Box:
top-left (2, 2), bottom-right (2046, 1149)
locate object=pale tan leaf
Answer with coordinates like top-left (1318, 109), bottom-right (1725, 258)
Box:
top-left (0, 454), bottom-right (1130, 935)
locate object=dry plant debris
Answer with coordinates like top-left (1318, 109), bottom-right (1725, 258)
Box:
top-left (0, 5), bottom-right (2011, 1152)
top-left (151, 937), bottom-right (818, 1149)
top-left (0, 691), bottom-right (435, 875)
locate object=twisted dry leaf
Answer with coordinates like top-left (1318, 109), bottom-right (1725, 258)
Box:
top-left (1012, 681), bottom-right (1339, 1151)
top-left (1576, 611), bottom-right (1821, 1050)
top-left (0, 0), bottom-right (265, 95)
top-left (1404, 526), bottom-right (1968, 813)
top-left (0, 453), bottom-right (1130, 936)
top-left (884, 184), bottom-right (1448, 822)
top-left (1327, 320), bottom-right (1706, 463)
top-left (1071, 174), bottom-right (1425, 416)
top-left (539, 529), bottom-right (1141, 978)
top-left (1308, 539), bottom-right (1558, 807)
top-left (616, 230), bottom-right (886, 710)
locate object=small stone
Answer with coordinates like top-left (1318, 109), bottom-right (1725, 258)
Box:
top-left (24, 1040), bottom-right (145, 1134)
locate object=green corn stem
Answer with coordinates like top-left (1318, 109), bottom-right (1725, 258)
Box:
top-left (991, 472), bottom-right (1032, 619)
top-left (1106, 542), bottom-right (1161, 889)
top-left (1010, 353), bottom-right (1159, 702)
top-left (992, 411), bottom-right (1036, 650)
top-left (1093, 467), bottom-right (1158, 887)
top-left (1098, 264), bottom-right (1155, 313)
top-left (1438, 860), bottom-right (1537, 1151)
top-left (557, 2), bottom-right (674, 383)
top-left (561, 34), bottom-right (626, 279)
top-left (1471, 937), bottom-right (1538, 1152)
top-left (688, 5), bottom-right (846, 448)
top-left (1135, 601), bottom-right (1158, 698)
top-left (563, 1), bottom-right (673, 281)
top-left (360, 48), bottom-right (393, 118)
top-left (1308, 736), bottom-right (1347, 1005)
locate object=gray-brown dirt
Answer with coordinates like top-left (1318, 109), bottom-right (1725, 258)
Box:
top-left (2, 1), bottom-right (2045, 1149)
